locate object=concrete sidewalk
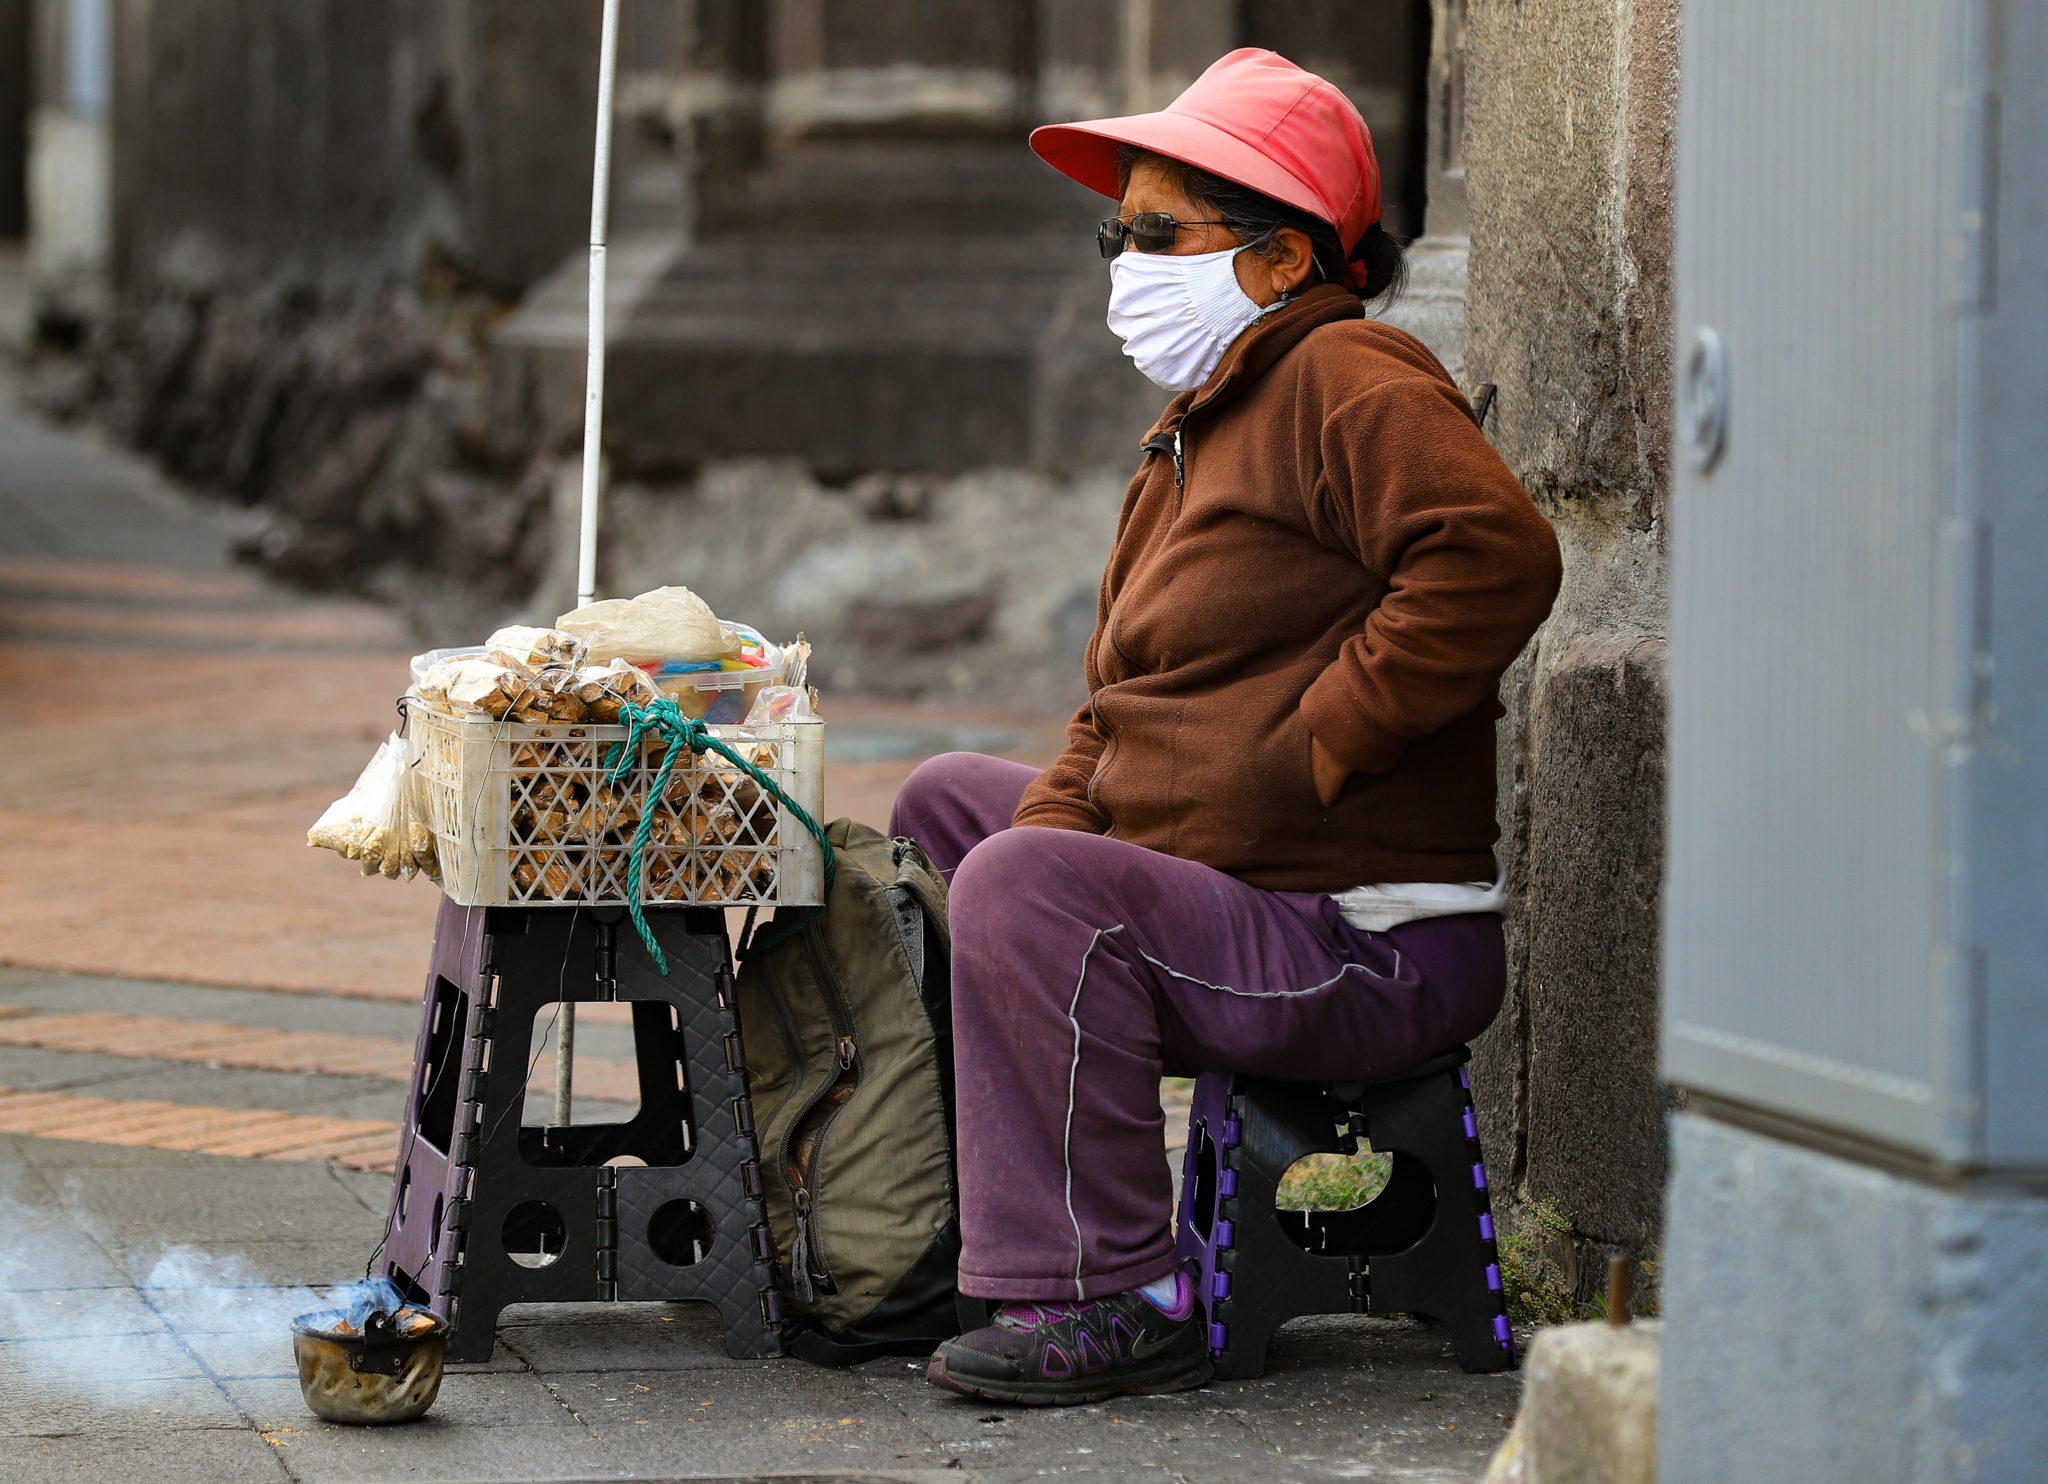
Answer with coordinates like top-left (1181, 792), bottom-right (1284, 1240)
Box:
top-left (0, 368), bottom-right (1520, 1481)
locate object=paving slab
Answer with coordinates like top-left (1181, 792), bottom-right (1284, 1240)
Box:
top-left (10, 1124), bottom-right (377, 1171)
top-left (262, 1421), bottom-right (618, 1484)
top-left (224, 1371), bottom-right (585, 1432)
top-left (54, 1152), bottom-right (383, 1240)
top-left (496, 1306), bottom-right (775, 1373)
top-left (0, 1426), bottom-right (291, 1482)
top-left (22, 1058), bottom-right (411, 1122)
top-left (149, 1281), bottom-right (330, 1338)
top-left (560, 1364), bottom-right (951, 1476)
top-left (0, 1284), bottom-right (166, 1339)
top-left (863, 1364), bottom-right (1276, 1476)
top-left (0, 1373), bottom-right (243, 1437)
top-left (0, 1330), bottom-right (208, 1385)
top-left (1225, 1314), bottom-right (1522, 1481)
top-left (497, 1300), bottom-right (722, 1330)
top-left (183, 1328), bottom-right (313, 1381)
top-left (118, 1236), bottom-right (391, 1290)
top-left (0, 1186), bottom-right (132, 1288)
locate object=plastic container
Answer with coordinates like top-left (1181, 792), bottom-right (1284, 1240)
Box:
top-left (645, 623), bottom-right (786, 724)
top-left (406, 700), bottom-right (824, 908)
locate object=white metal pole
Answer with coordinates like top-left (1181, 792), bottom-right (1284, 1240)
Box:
top-left (557, 0), bottom-right (622, 1130)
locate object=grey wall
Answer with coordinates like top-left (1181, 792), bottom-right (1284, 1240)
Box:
top-left (1661, 1112), bottom-right (2048, 1483)
top-left (107, 0), bottom-right (597, 299)
top-left (1461, 0), bottom-right (1680, 1299)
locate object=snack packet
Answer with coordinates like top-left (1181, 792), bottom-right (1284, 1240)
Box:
top-left (485, 625), bottom-right (586, 676)
top-left (423, 658), bottom-right (521, 718)
top-left (570, 659), bottom-right (661, 723)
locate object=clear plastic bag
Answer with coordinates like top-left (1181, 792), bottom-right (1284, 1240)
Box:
top-left (308, 733), bottom-right (439, 881)
top-left (743, 685), bottom-right (817, 726)
top-left (484, 625), bottom-right (585, 676)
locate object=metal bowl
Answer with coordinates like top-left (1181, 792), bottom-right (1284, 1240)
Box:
top-left (290, 1307), bottom-right (447, 1425)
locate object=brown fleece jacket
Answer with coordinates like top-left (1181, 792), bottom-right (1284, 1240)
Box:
top-left (1013, 284), bottom-right (1561, 891)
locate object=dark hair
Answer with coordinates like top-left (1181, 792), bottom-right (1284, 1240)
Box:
top-left (1115, 145), bottom-right (1406, 306)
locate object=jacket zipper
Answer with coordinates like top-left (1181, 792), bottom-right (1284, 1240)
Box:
top-left (776, 918), bottom-right (861, 1303)
top-left (1096, 401), bottom-right (1210, 803)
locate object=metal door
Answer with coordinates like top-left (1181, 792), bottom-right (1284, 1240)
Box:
top-left (1664, 0), bottom-right (1976, 1157)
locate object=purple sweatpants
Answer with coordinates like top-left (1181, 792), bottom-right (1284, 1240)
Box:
top-left (888, 752), bottom-right (1506, 1303)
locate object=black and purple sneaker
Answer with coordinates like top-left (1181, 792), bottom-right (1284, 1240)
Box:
top-left (926, 1271), bottom-right (1213, 1406)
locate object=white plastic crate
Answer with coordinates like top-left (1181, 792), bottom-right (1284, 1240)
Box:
top-left (407, 701), bottom-right (825, 909)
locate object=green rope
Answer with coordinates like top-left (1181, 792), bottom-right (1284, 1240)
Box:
top-left (602, 697), bottom-right (834, 972)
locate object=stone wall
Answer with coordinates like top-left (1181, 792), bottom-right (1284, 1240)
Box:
top-left (30, 0), bottom-right (605, 622)
top-left (1461, 0), bottom-right (1679, 1302)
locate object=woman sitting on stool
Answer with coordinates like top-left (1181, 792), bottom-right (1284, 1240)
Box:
top-left (894, 49), bottom-right (1562, 1406)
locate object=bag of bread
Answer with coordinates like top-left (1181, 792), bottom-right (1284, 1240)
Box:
top-left (485, 625), bottom-right (586, 676)
top-left (424, 658), bottom-right (522, 719)
top-left (571, 659), bottom-right (661, 723)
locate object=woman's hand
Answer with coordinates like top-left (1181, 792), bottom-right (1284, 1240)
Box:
top-left (1310, 734), bottom-right (1350, 809)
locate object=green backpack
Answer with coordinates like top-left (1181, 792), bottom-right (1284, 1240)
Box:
top-left (734, 818), bottom-right (960, 1364)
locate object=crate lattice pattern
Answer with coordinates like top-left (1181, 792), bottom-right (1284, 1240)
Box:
top-left (409, 705), bottom-right (823, 908)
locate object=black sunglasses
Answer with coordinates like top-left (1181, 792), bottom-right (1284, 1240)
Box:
top-left (1096, 211), bottom-right (1233, 259)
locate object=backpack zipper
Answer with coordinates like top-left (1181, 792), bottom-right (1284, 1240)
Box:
top-left (775, 917), bottom-right (862, 1303)
top-left (787, 1074), bottom-right (856, 1300)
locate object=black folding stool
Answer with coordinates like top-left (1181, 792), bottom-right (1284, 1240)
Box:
top-left (1175, 1046), bottom-right (1517, 1379)
top-left (375, 899), bottom-right (781, 1363)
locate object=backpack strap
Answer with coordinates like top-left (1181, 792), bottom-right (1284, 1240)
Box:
top-left (890, 837), bottom-right (951, 957)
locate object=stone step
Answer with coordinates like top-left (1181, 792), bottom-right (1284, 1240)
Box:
top-left (489, 231), bottom-right (1468, 477)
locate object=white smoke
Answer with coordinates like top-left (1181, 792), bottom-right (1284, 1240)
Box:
top-left (0, 1183), bottom-right (402, 1404)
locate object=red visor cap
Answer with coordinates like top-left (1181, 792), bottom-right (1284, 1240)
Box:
top-left (1029, 49), bottom-right (1382, 276)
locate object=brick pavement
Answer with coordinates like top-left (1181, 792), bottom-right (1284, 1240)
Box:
top-left (0, 1086), bottom-right (396, 1166)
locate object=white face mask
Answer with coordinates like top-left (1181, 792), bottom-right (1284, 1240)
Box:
top-left (1106, 245), bottom-right (1272, 393)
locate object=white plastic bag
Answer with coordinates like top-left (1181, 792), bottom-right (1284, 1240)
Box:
top-left (308, 733), bottom-right (439, 881)
top-left (555, 586), bottom-right (737, 665)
